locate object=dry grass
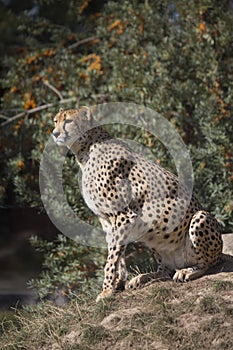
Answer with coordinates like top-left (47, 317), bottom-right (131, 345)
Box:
top-left (0, 271), bottom-right (232, 350)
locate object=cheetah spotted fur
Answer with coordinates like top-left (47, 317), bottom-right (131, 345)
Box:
top-left (52, 106), bottom-right (224, 301)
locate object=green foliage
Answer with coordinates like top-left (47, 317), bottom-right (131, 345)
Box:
top-left (1, 0), bottom-right (233, 297)
top-left (212, 279), bottom-right (233, 292)
top-left (29, 234), bottom-right (106, 299)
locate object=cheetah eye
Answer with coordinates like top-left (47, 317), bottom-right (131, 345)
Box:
top-left (54, 119), bottom-right (58, 124)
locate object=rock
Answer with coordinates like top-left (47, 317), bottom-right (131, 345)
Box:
top-left (222, 233), bottom-right (233, 256)
top-left (101, 307), bottom-right (142, 330)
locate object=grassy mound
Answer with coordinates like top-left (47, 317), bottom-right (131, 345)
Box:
top-left (1, 270), bottom-right (232, 350)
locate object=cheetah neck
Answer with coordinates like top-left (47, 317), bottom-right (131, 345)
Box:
top-left (70, 126), bottom-right (111, 166)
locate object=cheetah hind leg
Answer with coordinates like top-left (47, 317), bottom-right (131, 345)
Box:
top-left (173, 210), bottom-right (222, 283)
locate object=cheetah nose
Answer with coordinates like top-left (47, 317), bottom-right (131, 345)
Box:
top-left (53, 131), bottom-right (60, 138)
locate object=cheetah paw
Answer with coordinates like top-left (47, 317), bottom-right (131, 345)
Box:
top-left (173, 266), bottom-right (208, 282)
top-left (96, 289), bottom-right (113, 302)
top-left (173, 268), bottom-right (193, 282)
top-left (127, 275), bottom-right (144, 289)
top-left (127, 273), bottom-right (161, 290)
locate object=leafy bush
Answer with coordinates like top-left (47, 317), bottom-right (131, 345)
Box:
top-left (28, 235), bottom-right (106, 300)
top-left (1, 0), bottom-right (233, 298)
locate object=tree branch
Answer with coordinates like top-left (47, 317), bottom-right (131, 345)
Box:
top-left (66, 36), bottom-right (99, 51)
top-left (0, 97), bottom-right (77, 128)
top-left (43, 80), bottom-right (64, 100)
top-left (0, 114), bottom-right (8, 120)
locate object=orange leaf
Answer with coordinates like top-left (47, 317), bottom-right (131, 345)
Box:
top-left (79, 0), bottom-right (91, 14)
top-left (17, 160), bottom-right (25, 169)
top-left (80, 54), bottom-right (102, 72)
top-left (199, 22), bottom-right (205, 31)
top-left (10, 86), bottom-right (17, 93)
top-left (117, 24), bottom-right (124, 35)
top-left (24, 99), bottom-right (37, 110)
top-left (108, 19), bottom-right (122, 31)
top-left (79, 72), bottom-right (90, 80)
top-left (87, 38), bottom-right (101, 46)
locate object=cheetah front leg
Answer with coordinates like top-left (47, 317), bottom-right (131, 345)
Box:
top-left (97, 211), bottom-right (138, 301)
top-left (96, 244), bottom-right (126, 302)
top-left (115, 248), bottom-right (128, 291)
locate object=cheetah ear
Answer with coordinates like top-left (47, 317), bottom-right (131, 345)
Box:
top-left (79, 106), bottom-right (93, 124)
top-left (59, 108), bottom-right (64, 113)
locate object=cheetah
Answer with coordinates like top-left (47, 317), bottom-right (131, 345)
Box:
top-left (52, 106), bottom-right (225, 302)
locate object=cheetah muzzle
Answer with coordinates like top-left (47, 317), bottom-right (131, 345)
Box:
top-left (52, 106), bottom-right (224, 302)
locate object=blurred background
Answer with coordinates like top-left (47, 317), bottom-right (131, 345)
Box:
top-left (0, 0), bottom-right (233, 317)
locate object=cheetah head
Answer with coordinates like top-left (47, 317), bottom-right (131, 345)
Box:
top-left (52, 106), bottom-right (92, 148)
